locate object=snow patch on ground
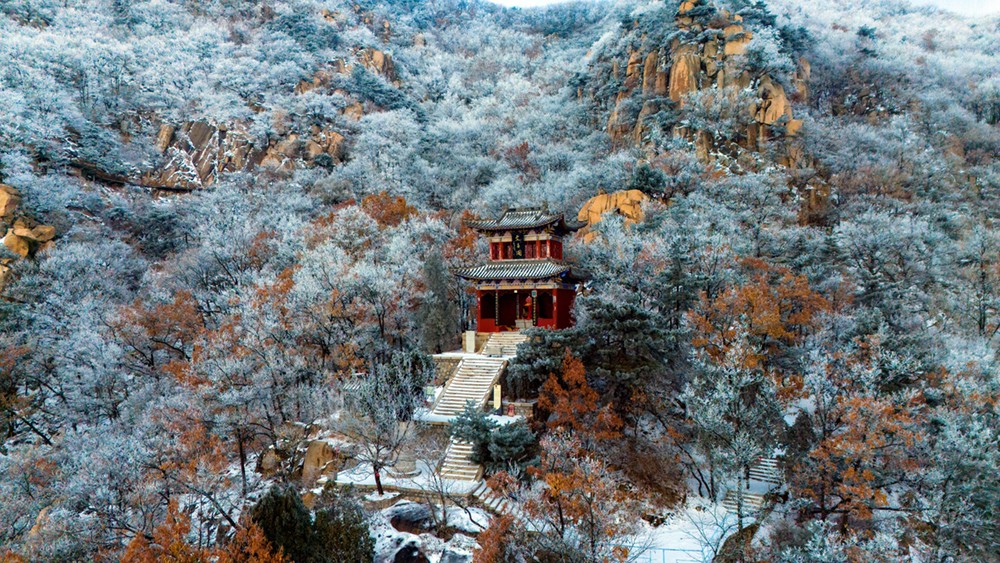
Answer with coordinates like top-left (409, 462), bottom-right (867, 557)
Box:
top-left (445, 506), bottom-right (490, 533)
top-left (624, 500), bottom-right (738, 562)
top-left (336, 460), bottom-right (481, 495)
top-left (372, 502), bottom-right (479, 563)
top-left (365, 491), bottom-right (401, 502)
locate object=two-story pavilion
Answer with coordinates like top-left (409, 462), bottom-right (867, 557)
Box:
top-left (453, 207), bottom-right (585, 332)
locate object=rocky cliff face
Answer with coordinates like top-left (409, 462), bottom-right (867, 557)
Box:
top-left (576, 189), bottom-right (649, 242)
top-left (592, 0), bottom-right (829, 223)
top-left (142, 45), bottom-right (396, 191)
top-left (602, 2), bottom-right (806, 152)
top-left (1, 184), bottom-right (56, 285)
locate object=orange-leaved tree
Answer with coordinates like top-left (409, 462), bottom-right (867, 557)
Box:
top-left (472, 514), bottom-right (520, 563)
top-left (360, 191), bottom-right (417, 227)
top-left (121, 499), bottom-right (211, 563)
top-left (788, 341), bottom-right (925, 526)
top-left (689, 258), bottom-right (829, 402)
top-left (122, 499), bottom-right (286, 563)
top-left (111, 290), bottom-right (205, 384)
top-left (522, 433), bottom-right (638, 562)
top-left (538, 350), bottom-right (622, 445)
top-left (216, 521), bottom-right (288, 563)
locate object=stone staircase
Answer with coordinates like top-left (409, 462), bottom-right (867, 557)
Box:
top-left (481, 331), bottom-right (528, 357)
top-left (748, 457), bottom-right (782, 486)
top-left (722, 457), bottom-right (783, 516)
top-left (722, 490), bottom-right (767, 515)
top-left (430, 357), bottom-right (507, 417)
top-left (472, 481), bottom-right (521, 516)
top-left (439, 438), bottom-right (482, 481)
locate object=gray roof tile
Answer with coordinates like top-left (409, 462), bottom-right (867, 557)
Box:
top-left (464, 207), bottom-right (584, 232)
top-left (452, 259), bottom-right (577, 281)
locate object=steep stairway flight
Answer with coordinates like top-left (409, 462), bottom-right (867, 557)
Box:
top-left (430, 356), bottom-right (507, 417)
top-left (481, 331), bottom-right (528, 357)
top-left (439, 439), bottom-right (482, 481)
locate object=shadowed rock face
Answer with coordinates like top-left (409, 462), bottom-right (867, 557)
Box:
top-left (393, 545), bottom-right (430, 563)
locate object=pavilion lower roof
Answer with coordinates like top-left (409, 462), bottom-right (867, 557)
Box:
top-left (452, 259), bottom-right (581, 282)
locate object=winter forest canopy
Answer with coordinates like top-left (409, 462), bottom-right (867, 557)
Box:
top-left (0, 0), bottom-right (999, 561)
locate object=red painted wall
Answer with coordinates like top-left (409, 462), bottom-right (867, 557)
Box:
top-left (554, 288), bottom-right (575, 329)
top-left (476, 288), bottom-right (575, 332)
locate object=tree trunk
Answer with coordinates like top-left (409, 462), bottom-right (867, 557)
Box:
top-left (237, 431), bottom-right (247, 498)
top-left (374, 465), bottom-right (384, 496)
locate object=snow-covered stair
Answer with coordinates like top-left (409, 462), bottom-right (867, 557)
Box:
top-left (431, 357), bottom-right (506, 417)
top-left (481, 331), bottom-right (527, 357)
top-left (748, 457), bottom-right (782, 486)
top-left (722, 490), bottom-right (767, 515)
top-left (439, 439), bottom-right (482, 481)
top-left (472, 481), bottom-right (522, 517)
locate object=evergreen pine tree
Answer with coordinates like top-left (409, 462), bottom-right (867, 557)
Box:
top-left (419, 251), bottom-right (459, 354)
top-left (249, 486), bottom-right (315, 563)
top-left (487, 419), bottom-right (538, 474)
top-left (313, 493), bottom-right (375, 563)
top-left (450, 403), bottom-right (497, 464)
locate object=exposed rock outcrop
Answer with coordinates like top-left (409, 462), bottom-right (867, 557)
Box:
top-left (753, 76), bottom-right (792, 125)
top-left (577, 189), bottom-right (650, 242)
top-left (668, 46), bottom-right (702, 103)
top-left (141, 38), bottom-right (397, 190)
top-left (0, 184), bottom-right (21, 218)
top-left (591, 0), bottom-right (825, 224)
top-left (359, 48), bottom-right (397, 82)
top-left (0, 184), bottom-right (56, 286)
top-left (301, 439), bottom-right (339, 484)
top-left (599, 1), bottom-right (807, 152)
top-left (143, 120), bottom-right (348, 190)
top-left (143, 121), bottom-right (260, 190)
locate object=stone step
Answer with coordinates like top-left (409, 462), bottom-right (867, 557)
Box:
top-left (441, 461), bottom-right (478, 470)
top-left (436, 401), bottom-right (485, 408)
top-left (722, 491), bottom-right (766, 514)
top-left (431, 356), bottom-right (505, 416)
top-left (439, 437), bottom-right (482, 481)
top-left (435, 398), bottom-right (484, 405)
top-left (748, 457), bottom-right (782, 485)
top-left (439, 385), bottom-right (493, 392)
top-left (480, 332), bottom-right (528, 357)
top-left (441, 468), bottom-right (479, 476)
top-left (436, 398), bottom-right (487, 406)
top-left (442, 387), bottom-right (493, 394)
top-left (471, 482), bottom-right (522, 518)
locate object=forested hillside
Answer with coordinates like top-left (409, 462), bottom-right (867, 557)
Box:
top-left (1, 0), bottom-right (998, 561)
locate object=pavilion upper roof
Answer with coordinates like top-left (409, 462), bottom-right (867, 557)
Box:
top-left (464, 206), bottom-right (585, 233)
top-left (452, 259), bottom-right (584, 282)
